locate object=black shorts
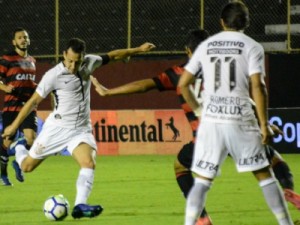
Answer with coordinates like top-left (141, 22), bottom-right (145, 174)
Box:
top-left (2, 111), bottom-right (37, 140)
top-left (177, 141), bottom-right (194, 169)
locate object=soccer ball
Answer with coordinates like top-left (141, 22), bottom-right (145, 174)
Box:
top-left (43, 194), bottom-right (70, 221)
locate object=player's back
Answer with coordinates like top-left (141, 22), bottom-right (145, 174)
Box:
top-left (194, 31), bottom-right (265, 125)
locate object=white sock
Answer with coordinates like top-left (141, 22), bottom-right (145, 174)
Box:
top-left (260, 177), bottom-right (293, 225)
top-left (184, 178), bottom-right (212, 225)
top-left (15, 145), bottom-right (28, 168)
top-left (75, 168), bottom-right (94, 206)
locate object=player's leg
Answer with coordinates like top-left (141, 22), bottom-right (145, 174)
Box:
top-left (231, 124), bottom-right (293, 225)
top-left (185, 122), bottom-right (226, 225)
top-left (268, 146), bottom-right (294, 189)
top-left (69, 135), bottom-right (103, 219)
top-left (175, 142), bottom-right (212, 224)
top-left (268, 146), bottom-right (300, 210)
top-left (12, 138), bottom-right (43, 173)
top-left (0, 138), bottom-right (13, 185)
top-left (11, 113), bottom-right (38, 181)
top-left (0, 111), bottom-right (17, 186)
top-left (253, 167), bottom-right (293, 225)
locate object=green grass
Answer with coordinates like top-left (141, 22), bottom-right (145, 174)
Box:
top-left (1, 154), bottom-right (299, 225)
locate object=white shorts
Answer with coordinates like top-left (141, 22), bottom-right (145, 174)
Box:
top-left (191, 121), bottom-right (270, 179)
top-left (29, 120), bottom-right (97, 159)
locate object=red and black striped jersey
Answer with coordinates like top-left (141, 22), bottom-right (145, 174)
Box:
top-left (152, 64), bottom-right (202, 140)
top-left (0, 51), bottom-right (37, 112)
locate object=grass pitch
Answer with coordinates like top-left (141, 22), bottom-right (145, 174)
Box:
top-left (1, 154), bottom-right (299, 225)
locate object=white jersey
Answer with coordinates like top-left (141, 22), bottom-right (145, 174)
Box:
top-left (36, 54), bottom-right (104, 129)
top-left (185, 31), bottom-right (265, 125)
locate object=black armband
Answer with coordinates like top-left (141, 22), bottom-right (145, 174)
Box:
top-left (100, 54), bottom-right (110, 66)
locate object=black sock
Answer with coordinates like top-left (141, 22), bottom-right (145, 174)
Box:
top-left (0, 145), bottom-right (9, 176)
top-left (176, 171), bottom-right (208, 218)
top-left (176, 171), bottom-right (194, 198)
top-left (273, 161), bottom-right (294, 190)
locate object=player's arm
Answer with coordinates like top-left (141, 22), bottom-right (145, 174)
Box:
top-left (177, 70), bottom-right (201, 116)
top-left (90, 75), bottom-right (156, 96)
top-left (250, 73), bottom-right (273, 144)
top-left (2, 92), bottom-right (44, 139)
top-left (0, 59), bottom-right (14, 93)
top-left (106, 42), bottom-right (156, 62)
top-left (0, 80), bottom-right (14, 93)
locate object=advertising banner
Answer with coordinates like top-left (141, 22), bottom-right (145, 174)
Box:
top-left (37, 110), bottom-right (193, 155)
top-left (269, 108), bottom-right (300, 154)
top-left (37, 108), bottom-right (300, 155)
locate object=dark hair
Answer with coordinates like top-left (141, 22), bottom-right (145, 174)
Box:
top-left (65, 38), bottom-right (86, 54)
top-left (186, 29), bottom-right (209, 53)
top-left (221, 2), bottom-right (250, 30)
top-left (12, 27), bottom-right (28, 39)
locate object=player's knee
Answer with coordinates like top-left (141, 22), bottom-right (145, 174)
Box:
top-left (25, 137), bottom-right (35, 146)
top-left (79, 158), bottom-right (95, 169)
top-left (174, 159), bottom-right (188, 174)
top-left (21, 164), bottom-right (34, 172)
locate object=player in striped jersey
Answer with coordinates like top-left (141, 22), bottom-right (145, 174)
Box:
top-left (91, 29), bottom-right (213, 225)
top-left (0, 28), bottom-right (37, 185)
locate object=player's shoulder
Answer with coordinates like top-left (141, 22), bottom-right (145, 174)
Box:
top-left (27, 54), bottom-right (36, 62)
top-left (1, 51), bottom-right (18, 60)
top-left (46, 62), bottom-right (67, 77)
top-left (84, 54), bottom-right (102, 61)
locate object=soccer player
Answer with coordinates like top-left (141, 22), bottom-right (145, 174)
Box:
top-left (178, 2), bottom-right (294, 225)
top-left (0, 28), bottom-right (37, 185)
top-left (90, 29), bottom-right (212, 225)
top-left (2, 38), bottom-right (155, 219)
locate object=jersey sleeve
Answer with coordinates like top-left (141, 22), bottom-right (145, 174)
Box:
top-left (152, 66), bottom-right (181, 91)
top-left (184, 49), bottom-right (203, 77)
top-left (0, 58), bottom-right (8, 78)
top-left (248, 44), bottom-right (265, 77)
top-left (83, 54), bottom-right (105, 74)
top-left (36, 71), bottom-right (56, 98)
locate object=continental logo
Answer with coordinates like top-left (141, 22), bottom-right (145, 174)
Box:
top-left (93, 117), bottom-right (181, 143)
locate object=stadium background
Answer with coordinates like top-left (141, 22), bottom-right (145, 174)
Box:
top-left (0, 0), bottom-right (299, 154)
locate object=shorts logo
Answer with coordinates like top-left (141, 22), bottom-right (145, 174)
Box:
top-left (238, 153), bottom-right (265, 166)
top-left (196, 160), bottom-right (219, 172)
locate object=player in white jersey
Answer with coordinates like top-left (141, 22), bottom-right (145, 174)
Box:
top-left (178, 2), bottom-right (294, 225)
top-left (2, 38), bottom-right (155, 219)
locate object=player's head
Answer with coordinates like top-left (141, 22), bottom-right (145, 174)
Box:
top-left (185, 29), bottom-right (209, 57)
top-left (63, 38), bottom-right (86, 74)
top-left (220, 1), bottom-right (249, 31)
top-left (12, 27), bottom-right (30, 52)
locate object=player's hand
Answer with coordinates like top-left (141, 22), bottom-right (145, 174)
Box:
top-left (193, 106), bottom-right (203, 117)
top-left (138, 42), bottom-right (156, 52)
top-left (261, 125), bottom-right (274, 145)
top-left (270, 124), bottom-right (284, 137)
top-left (2, 125), bottom-right (17, 140)
top-left (3, 84), bottom-right (14, 93)
top-left (90, 75), bottom-right (108, 96)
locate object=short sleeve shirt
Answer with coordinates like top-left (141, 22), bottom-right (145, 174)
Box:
top-left (185, 31), bottom-right (265, 125)
top-left (36, 54), bottom-right (104, 129)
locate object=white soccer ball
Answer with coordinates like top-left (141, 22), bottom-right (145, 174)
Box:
top-left (43, 194), bottom-right (70, 221)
